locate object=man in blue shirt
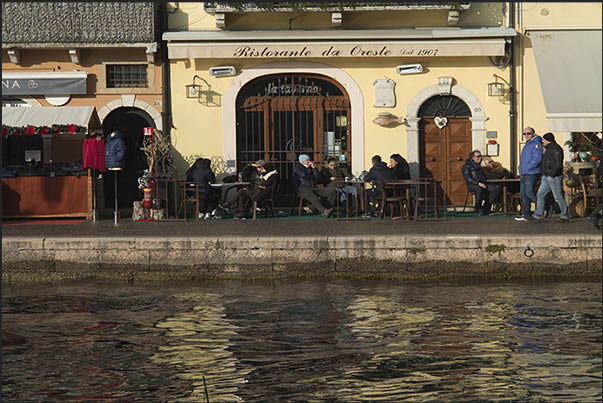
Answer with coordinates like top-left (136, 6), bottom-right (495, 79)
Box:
top-left (515, 127), bottom-right (543, 221)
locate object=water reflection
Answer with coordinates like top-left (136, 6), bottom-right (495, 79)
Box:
top-left (151, 293), bottom-right (251, 402)
top-left (2, 281), bottom-right (601, 401)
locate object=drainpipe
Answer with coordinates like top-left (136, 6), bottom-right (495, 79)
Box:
top-left (508, 1), bottom-right (517, 171)
top-left (159, 2), bottom-right (172, 142)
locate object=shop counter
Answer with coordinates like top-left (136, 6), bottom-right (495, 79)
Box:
top-left (2, 175), bottom-right (92, 219)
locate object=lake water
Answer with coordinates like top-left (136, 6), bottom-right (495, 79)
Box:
top-left (2, 280), bottom-right (601, 402)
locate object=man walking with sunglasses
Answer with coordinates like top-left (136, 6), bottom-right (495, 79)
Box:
top-left (515, 127), bottom-right (543, 221)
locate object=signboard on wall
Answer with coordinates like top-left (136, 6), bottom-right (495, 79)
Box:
top-left (1, 72), bottom-right (88, 95)
top-left (373, 78), bottom-right (396, 107)
top-left (168, 39), bottom-right (506, 59)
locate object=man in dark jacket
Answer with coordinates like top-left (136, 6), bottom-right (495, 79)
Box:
top-left (318, 157), bottom-right (357, 210)
top-left (364, 155), bottom-right (395, 216)
top-left (186, 158), bottom-right (220, 218)
top-left (531, 133), bottom-right (569, 222)
top-left (293, 154), bottom-right (336, 217)
top-left (461, 150), bottom-right (500, 215)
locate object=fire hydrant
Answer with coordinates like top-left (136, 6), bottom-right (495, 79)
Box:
top-left (142, 186), bottom-right (154, 220)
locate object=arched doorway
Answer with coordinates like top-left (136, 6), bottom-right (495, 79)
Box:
top-left (419, 95), bottom-right (472, 206)
top-left (236, 73), bottom-right (351, 205)
top-left (102, 107), bottom-right (154, 209)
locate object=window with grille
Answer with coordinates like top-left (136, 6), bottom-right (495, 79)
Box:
top-left (106, 64), bottom-right (148, 88)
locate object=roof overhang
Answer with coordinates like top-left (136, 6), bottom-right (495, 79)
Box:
top-left (2, 42), bottom-right (156, 49)
top-left (163, 27), bottom-right (516, 42)
top-left (528, 29), bottom-right (602, 132)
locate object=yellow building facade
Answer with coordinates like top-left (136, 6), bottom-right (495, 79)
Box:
top-left (163, 2), bottom-right (601, 206)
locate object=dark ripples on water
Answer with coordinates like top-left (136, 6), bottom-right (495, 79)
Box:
top-left (2, 280), bottom-right (602, 401)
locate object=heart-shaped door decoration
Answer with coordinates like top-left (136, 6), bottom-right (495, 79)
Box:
top-left (434, 116), bottom-right (448, 129)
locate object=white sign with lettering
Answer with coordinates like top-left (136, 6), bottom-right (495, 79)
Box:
top-left (373, 79), bottom-right (396, 108)
top-left (168, 39), bottom-right (506, 60)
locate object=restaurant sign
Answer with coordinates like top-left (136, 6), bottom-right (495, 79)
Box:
top-left (1, 75), bottom-right (87, 95)
top-left (168, 39), bottom-right (505, 59)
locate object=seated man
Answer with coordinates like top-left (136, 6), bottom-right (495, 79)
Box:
top-left (318, 157), bottom-right (357, 211)
top-left (461, 150), bottom-right (500, 215)
top-left (365, 155), bottom-right (395, 215)
top-left (293, 154), bottom-right (336, 217)
top-left (219, 162), bottom-right (259, 218)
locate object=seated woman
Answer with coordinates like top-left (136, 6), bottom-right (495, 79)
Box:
top-left (481, 156), bottom-right (518, 193)
top-left (247, 162), bottom-right (279, 210)
top-left (186, 158), bottom-right (220, 218)
top-left (389, 153), bottom-right (410, 180)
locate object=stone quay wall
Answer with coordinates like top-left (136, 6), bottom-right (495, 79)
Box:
top-left (2, 235), bottom-right (601, 283)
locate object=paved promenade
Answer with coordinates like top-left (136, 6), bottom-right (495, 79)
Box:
top-left (3, 215), bottom-right (601, 283)
top-left (2, 214), bottom-right (599, 237)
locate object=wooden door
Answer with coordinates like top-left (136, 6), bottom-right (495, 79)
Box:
top-left (420, 118), bottom-right (472, 206)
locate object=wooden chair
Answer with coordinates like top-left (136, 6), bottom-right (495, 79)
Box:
top-left (508, 193), bottom-right (522, 216)
top-left (413, 178), bottom-right (440, 219)
top-left (177, 181), bottom-right (199, 220)
top-left (252, 183), bottom-right (278, 220)
top-left (376, 181), bottom-right (409, 220)
top-left (462, 185), bottom-right (476, 213)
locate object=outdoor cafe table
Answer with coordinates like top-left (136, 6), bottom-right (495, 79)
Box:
top-left (334, 178), bottom-right (445, 221)
top-left (488, 178), bottom-right (521, 216)
top-left (334, 179), bottom-right (368, 221)
top-left (384, 178), bottom-right (445, 220)
top-left (155, 178), bottom-right (248, 220)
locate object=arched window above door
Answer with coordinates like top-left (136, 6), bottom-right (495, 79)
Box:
top-left (418, 95), bottom-right (471, 118)
top-left (235, 73), bottom-right (351, 205)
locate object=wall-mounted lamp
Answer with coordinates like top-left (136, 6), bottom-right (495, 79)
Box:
top-left (487, 74), bottom-right (508, 97)
top-left (209, 66), bottom-right (237, 77)
top-left (186, 75), bottom-right (210, 99)
top-left (396, 64), bottom-right (423, 75)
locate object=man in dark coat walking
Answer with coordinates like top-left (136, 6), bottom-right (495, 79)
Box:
top-left (461, 150), bottom-right (500, 215)
top-left (531, 132), bottom-right (570, 222)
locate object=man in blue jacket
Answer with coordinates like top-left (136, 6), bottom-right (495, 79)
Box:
top-left (514, 127), bottom-right (543, 221)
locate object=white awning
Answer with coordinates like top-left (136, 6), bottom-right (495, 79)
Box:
top-left (164, 27), bottom-right (515, 59)
top-left (529, 29), bottom-right (602, 132)
top-left (2, 106), bottom-right (98, 128)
